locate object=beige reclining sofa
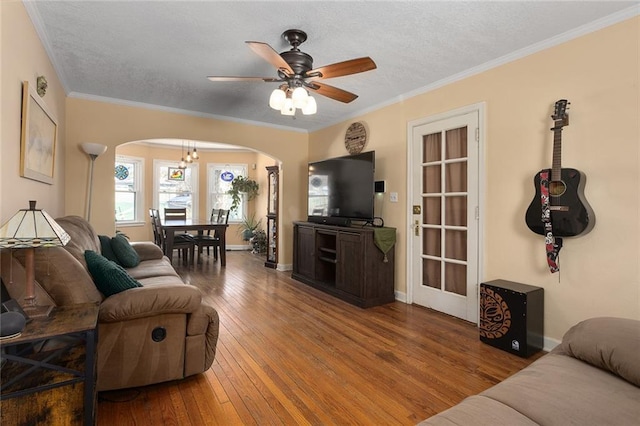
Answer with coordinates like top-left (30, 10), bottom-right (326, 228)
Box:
top-left (419, 317), bottom-right (640, 425)
top-left (1, 215), bottom-right (219, 392)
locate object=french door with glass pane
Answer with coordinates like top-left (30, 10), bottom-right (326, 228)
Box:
top-left (410, 109), bottom-right (480, 322)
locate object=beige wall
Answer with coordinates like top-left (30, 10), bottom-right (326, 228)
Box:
top-left (1, 2), bottom-right (66, 222)
top-left (310, 17), bottom-right (640, 341)
top-left (65, 98), bottom-right (307, 266)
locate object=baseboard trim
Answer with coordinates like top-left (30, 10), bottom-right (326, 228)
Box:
top-left (394, 291), bottom-right (407, 303)
top-left (277, 263), bottom-right (292, 271)
top-left (543, 336), bottom-right (561, 352)
top-left (225, 245), bottom-right (252, 251)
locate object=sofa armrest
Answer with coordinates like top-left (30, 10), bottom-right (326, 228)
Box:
top-left (98, 284), bottom-right (202, 322)
top-left (554, 317), bottom-right (640, 387)
top-left (186, 303), bottom-right (220, 373)
top-left (131, 241), bottom-right (165, 261)
top-left (187, 303), bottom-right (219, 336)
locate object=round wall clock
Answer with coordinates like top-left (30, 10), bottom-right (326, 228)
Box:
top-left (344, 122), bottom-right (367, 155)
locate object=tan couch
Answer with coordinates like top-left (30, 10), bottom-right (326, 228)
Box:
top-left (419, 317), bottom-right (640, 425)
top-left (1, 215), bottom-right (219, 392)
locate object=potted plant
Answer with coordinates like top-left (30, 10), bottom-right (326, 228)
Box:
top-left (238, 214), bottom-right (261, 241)
top-left (227, 176), bottom-right (259, 212)
top-left (250, 229), bottom-right (267, 254)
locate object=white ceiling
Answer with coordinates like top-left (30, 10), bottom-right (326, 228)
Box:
top-left (25, 1), bottom-right (639, 133)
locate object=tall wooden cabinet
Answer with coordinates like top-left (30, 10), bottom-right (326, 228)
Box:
top-left (292, 222), bottom-right (396, 308)
top-left (265, 165), bottom-right (279, 268)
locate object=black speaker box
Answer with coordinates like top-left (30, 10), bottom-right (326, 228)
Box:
top-left (480, 279), bottom-right (544, 357)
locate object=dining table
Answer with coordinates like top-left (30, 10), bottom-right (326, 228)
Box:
top-left (160, 218), bottom-right (229, 266)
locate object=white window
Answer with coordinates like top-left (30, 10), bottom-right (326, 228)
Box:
top-left (207, 163), bottom-right (248, 223)
top-left (154, 160), bottom-right (199, 220)
top-left (115, 155), bottom-right (144, 224)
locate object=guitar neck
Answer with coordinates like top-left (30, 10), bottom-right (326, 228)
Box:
top-left (551, 123), bottom-right (563, 182)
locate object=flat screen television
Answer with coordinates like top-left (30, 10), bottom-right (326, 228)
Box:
top-left (308, 151), bottom-right (375, 224)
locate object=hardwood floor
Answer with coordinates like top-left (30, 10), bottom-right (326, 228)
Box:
top-left (97, 251), bottom-right (543, 425)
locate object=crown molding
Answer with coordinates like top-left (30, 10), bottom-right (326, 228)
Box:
top-left (67, 92), bottom-right (309, 134)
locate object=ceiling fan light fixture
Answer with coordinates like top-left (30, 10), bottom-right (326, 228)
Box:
top-left (269, 88), bottom-right (286, 110)
top-left (302, 96), bottom-right (317, 115)
top-left (208, 30), bottom-right (376, 115)
top-left (292, 86), bottom-right (309, 108)
top-left (281, 97), bottom-right (295, 116)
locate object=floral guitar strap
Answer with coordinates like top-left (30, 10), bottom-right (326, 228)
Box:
top-left (540, 170), bottom-right (562, 273)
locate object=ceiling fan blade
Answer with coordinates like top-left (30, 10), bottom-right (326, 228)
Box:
top-left (207, 76), bottom-right (280, 82)
top-left (245, 41), bottom-right (293, 75)
top-left (307, 81), bottom-right (358, 103)
top-left (308, 57), bottom-right (377, 79)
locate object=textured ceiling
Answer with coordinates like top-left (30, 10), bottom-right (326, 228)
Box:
top-left (25, 1), bottom-right (638, 133)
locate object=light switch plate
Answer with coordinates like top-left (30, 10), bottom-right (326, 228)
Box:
top-left (390, 192), bottom-right (398, 202)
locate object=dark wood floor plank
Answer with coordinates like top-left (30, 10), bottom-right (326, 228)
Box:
top-left (97, 251), bottom-right (542, 425)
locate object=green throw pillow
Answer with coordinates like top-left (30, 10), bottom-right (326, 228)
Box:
top-left (84, 250), bottom-right (142, 297)
top-left (99, 235), bottom-right (120, 264)
top-left (110, 234), bottom-right (140, 268)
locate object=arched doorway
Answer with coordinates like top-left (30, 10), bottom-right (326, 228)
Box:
top-left (114, 138), bottom-right (282, 266)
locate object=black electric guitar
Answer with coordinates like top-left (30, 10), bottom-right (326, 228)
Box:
top-left (525, 99), bottom-right (595, 237)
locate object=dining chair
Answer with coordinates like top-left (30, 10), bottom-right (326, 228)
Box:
top-left (153, 213), bottom-right (195, 266)
top-left (163, 207), bottom-right (197, 240)
top-left (192, 209), bottom-right (218, 259)
top-left (194, 208), bottom-right (228, 262)
top-left (149, 208), bottom-right (162, 247)
top-left (163, 208), bottom-right (188, 221)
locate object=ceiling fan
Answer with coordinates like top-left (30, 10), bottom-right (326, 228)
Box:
top-left (207, 29), bottom-right (376, 114)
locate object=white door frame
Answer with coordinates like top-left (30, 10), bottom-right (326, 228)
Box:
top-left (405, 102), bottom-right (486, 325)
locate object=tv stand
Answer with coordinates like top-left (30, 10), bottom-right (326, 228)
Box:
top-left (292, 222), bottom-right (395, 308)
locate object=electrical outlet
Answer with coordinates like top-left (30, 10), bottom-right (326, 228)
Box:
top-left (390, 192), bottom-right (398, 203)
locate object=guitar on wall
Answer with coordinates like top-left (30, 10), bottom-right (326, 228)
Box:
top-left (525, 99), bottom-right (595, 237)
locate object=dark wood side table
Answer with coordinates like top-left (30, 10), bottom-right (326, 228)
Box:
top-left (1, 303), bottom-right (99, 425)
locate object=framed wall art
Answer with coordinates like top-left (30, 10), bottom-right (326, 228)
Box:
top-left (168, 167), bottom-right (185, 181)
top-left (20, 81), bottom-right (58, 185)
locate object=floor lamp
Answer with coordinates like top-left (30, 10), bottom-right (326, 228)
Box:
top-left (82, 143), bottom-right (108, 221)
